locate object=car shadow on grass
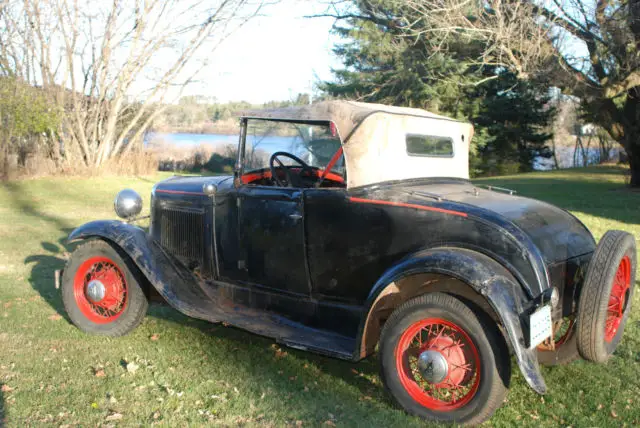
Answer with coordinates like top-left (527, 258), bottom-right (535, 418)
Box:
top-left (24, 233), bottom-right (76, 322)
top-left (143, 303), bottom-right (390, 422)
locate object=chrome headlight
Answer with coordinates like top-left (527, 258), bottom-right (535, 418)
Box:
top-left (114, 189), bottom-right (143, 219)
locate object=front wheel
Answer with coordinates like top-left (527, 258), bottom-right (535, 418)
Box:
top-left (379, 292), bottom-right (511, 425)
top-left (61, 239), bottom-right (148, 336)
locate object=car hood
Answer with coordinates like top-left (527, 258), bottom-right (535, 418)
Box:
top-left (394, 180), bottom-right (596, 264)
top-left (153, 175), bottom-right (234, 195)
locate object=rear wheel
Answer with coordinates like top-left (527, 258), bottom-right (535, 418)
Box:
top-left (577, 230), bottom-right (636, 363)
top-left (379, 292), bottom-right (510, 425)
top-left (62, 239), bottom-right (148, 336)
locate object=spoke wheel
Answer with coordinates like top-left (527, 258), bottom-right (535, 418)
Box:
top-left (379, 292), bottom-right (510, 425)
top-left (605, 256), bottom-right (631, 343)
top-left (577, 230), bottom-right (636, 363)
top-left (395, 318), bottom-right (480, 411)
top-left (73, 256), bottom-right (128, 323)
top-left (62, 239), bottom-right (148, 336)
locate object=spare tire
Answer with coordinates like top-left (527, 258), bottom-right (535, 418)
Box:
top-left (576, 230), bottom-right (636, 363)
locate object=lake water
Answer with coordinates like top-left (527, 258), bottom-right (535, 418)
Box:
top-left (147, 132), bottom-right (301, 154)
top-left (151, 132), bottom-right (620, 171)
top-left (147, 132), bottom-right (240, 148)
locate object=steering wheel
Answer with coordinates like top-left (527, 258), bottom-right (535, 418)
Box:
top-left (269, 151), bottom-right (313, 187)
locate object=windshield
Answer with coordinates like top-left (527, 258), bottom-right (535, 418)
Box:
top-left (243, 119), bottom-right (344, 175)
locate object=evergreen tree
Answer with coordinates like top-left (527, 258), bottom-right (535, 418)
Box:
top-left (321, 0), bottom-right (555, 175)
top-left (472, 72), bottom-right (555, 175)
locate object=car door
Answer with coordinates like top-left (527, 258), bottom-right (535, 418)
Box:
top-left (236, 184), bottom-right (310, 296)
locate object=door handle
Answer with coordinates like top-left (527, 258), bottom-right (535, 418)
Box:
top-left (289, 213), bottom-right (302, 221)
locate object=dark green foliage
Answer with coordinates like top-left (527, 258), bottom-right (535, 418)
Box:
top-left (321, 0), bottom-right (555, 175)
top-left (472, 72), bottom-right (555, 175)
top-left (204, 152), bottom-right (236, 173)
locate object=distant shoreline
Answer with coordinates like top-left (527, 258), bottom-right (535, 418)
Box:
top-left (150, 120), bottom-right (240, 136)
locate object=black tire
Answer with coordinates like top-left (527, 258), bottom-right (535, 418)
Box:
top-left (536, 316), bottom-right (580, 366)
top-left (379, 292), bottom-right (511, 425)
top-left (61, 239), bottom-right (148, 336)
top-left (577, 230), bottom-right (636, 363)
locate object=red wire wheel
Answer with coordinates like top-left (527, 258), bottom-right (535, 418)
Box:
top-left (577, 230), bottom-right (636, 363)
top-left (605, 255), bottom-right (631, 343)
top-left (73, 256), bottom-right (128, 324)
top-left (394, 318), bottom-right (481, 411)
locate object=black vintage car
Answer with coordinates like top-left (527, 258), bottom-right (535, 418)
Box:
top-left (59, 101), bottom-right (636, 425)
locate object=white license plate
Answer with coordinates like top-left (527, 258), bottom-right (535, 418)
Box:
top-left (529, 305), bottom-right (552, 348)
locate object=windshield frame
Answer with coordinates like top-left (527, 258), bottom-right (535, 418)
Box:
top-left (235, 117), bottom-right (344, 185)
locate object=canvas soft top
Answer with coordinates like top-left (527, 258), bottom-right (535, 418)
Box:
top-left (241, 100), bottom-right (474, 187)
top-left (241, 100), bottom-right (466, 143)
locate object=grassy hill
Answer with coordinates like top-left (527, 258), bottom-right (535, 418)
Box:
top-left (0, 166), bottom-right (638, 426)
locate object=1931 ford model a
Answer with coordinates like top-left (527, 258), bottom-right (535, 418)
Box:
top-left (59, 101), bottom-right (636, 425)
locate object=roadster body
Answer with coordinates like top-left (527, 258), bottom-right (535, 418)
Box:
top-left (60, 101), bottom-right (636, 424)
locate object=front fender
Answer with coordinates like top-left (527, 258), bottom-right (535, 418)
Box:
top-left (67, 220), bottom-right (219, 322)
top-left (357, 247), bottom-right (547, 394)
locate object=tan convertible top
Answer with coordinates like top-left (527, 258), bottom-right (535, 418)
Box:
top-left (241, 101), bottom-right (474, 187)
top-left (241, 100), bottom-right (464, 142)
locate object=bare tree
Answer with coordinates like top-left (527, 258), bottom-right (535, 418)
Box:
top-left (339, 0), bottom-right (640, 186)
top-left (0, 0), bottom-right (269, 167)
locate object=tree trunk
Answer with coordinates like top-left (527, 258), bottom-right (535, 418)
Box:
top-left (628, 144), bottom-right (640, 187)
top-left (622, 102), bottom-right (640, 186)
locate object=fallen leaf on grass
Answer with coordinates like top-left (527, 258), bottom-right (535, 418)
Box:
top-left (94, 369), bottom-right (106, 378)
top-left (1, 385), bottom-right (14, 392)
top-left (597, 404), bottom-right (603, 410)
top-left (105, 412), bottom-right (123, 421)
top-left (150, 334), bottom-right (160, 341)
top-left (48, 314), bottom-right (62, 321)
top-left (611, 410), bottom-right (618, 418)
top-left (126, 362), bottom-right (139, 374)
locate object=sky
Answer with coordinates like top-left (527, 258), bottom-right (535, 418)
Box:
top-left (177, 0), bottom-right (342, 104)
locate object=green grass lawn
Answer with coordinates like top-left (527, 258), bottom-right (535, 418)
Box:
top-left (0, 166), bottom-right (639, 427)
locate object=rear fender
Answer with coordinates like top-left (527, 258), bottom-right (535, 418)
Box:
top-left (357, 247), bottom-right (547, 394)
top-left (67, 220), bottom-right (219, 322)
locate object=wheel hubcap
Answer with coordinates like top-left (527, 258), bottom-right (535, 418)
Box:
top-left (417, 350), bottom-right (449, 384)
top-left (86, 280), bottom-right (106, 302)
